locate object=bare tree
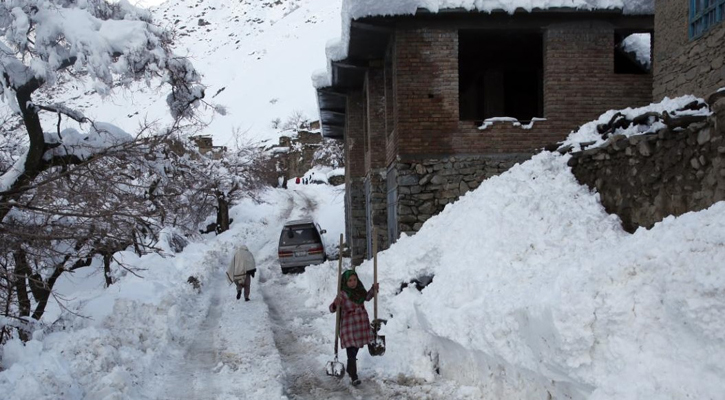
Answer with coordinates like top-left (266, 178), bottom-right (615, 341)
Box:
top-left (0, 1), bottom-right (210, 343)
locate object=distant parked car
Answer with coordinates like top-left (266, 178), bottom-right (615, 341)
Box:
top-left (278, 218), bottom-right (327, 274)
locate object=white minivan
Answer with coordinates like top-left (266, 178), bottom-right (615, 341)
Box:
top-left (278, 218), bottom-right (327, 274)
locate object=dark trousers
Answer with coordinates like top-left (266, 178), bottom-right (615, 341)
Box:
top-left (346, 347), bottom-right (359, 380)
top-left (235, 276), bottom-right (251, 299)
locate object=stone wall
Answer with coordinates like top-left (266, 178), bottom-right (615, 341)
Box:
top-left (390, 154), bottom-right (530, 235)
top-left (568, 94), bottom-right (725, 232)
top-left (654, 0), bottom-right (725, 100)
top-left (276, 131), bottom-right (326, 180)
top-left (366, 168), bottom-right (390, 252)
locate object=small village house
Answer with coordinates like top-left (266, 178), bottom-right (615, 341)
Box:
top-left (315, 1), bottom-right (657, 265)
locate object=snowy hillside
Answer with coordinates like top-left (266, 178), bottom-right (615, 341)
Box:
top-left (40, 0), bottom-right (341, 147)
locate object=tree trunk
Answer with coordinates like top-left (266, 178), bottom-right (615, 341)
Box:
top-left (103, 253), bottom-right (113, 287)
top-left (0, 87), bottom-right (46, 222)
top-left (216, 191), bottom-right (230, 233)
top-left (29, 256), bottom-right (92, 322)
top-left (12, 250), bottom-right (31, 341)
top-left (30, 266), bottom-right (63, 321)
top-left (1, 265), bottom-right (16, 345)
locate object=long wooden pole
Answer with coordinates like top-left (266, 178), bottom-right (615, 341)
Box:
top-left (334, 234), bottom-right (343, 357)
top-left (373, 227), bottom-right (378, 321)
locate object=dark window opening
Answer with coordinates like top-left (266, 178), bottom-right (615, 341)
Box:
top-left (615, 32), bottom-right (651, 74)
top-left (459, 30), bottom-right (543, 122)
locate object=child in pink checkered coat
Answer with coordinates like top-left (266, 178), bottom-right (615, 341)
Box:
top-left (329, 269), bottom-right (379, 386)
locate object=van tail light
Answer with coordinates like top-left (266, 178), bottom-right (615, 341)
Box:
top-left (278, 251), bottom-right (293, 258)
top-left (308, 246), bottom-right (324, 255)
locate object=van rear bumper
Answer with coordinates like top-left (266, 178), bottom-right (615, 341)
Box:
top-left (279, 255), bottom-right (326, 269)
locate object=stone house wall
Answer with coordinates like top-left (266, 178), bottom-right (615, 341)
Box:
top-left (654, 0), bottom-right (725, 100)
top-left (568, 96), bottom-right (725, 232)
top-left (367, 169), bottom-right (389, 251)
top-left (276, 131), bottom-right (326, 180)
top-left (390, 154), bottom-right (530, 235)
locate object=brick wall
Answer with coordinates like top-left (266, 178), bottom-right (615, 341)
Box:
top-left (393, 28), bottom-right (459, 160)
top-left (385, 61), bottom-right (397, 164)
top-left (455, 120), bottom-right (562, 154)
top-left (355, 17), bottom-right (655, 245)
top-left (545, 21), bottom-right (653, 129)
top-left (366, 68), bottom-right (387, 171)
top-left (390, 23), bottom-right (652, 160)
top-left (654, 0), bottom-right (725, 100)
top-left (345, 91), bottom-right (367, 264)
top-left (365, 68), bottom-right (390, 255)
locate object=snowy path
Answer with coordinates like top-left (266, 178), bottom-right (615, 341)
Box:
top-left (262, 276), bottom-right (354, 399)
top-left (161, 285), bottom-right (224, 400)
top-left (257, 190), bottom-right (472, 399)
top-left (161, 284), bottom-right (221, 399)
top-left (142, 187), bottom-right (467, 399)
top-left (260, 265), bottom-right (469, 399)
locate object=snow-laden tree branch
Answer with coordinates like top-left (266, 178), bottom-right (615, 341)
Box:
top-left (0, 0), bottom-right (205, 221)
top-left (0, 0), bottom-right (219, 343)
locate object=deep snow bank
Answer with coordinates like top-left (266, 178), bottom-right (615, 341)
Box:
top-left (346, 152), bottom-right (724, 399)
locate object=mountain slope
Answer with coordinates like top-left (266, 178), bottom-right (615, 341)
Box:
top-left (39, 0), bottom-right (341, 147)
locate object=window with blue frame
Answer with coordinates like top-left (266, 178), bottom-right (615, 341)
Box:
top-left (690, 0), bottom-right (725, 38)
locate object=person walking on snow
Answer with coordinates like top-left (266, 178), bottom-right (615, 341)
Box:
top-left (226, 245), bottom-right (256, 301)
top-left (328, 269), bottom-right (379, 386)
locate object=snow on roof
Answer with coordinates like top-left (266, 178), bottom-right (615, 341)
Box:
top-left (314, 0), bottom-right (654, 88)
top-left (343, 0), bottom-right (654, 20)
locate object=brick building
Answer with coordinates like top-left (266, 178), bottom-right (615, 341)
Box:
top-left (653, 0), bottom-right (725, 100)
top-left (316, 5), bottom-right (654, 265)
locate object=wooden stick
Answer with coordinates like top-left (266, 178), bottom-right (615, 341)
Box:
top-left (373, 227), bottom-right (378, 321)
top-left (334, 234), bottom-right (343, 357)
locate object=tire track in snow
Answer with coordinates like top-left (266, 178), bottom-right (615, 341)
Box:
top-left (161, 282), bottom-right (224, 400)
top-left (263, 286), bottom-right (352, 399)
top-left (261, 272), bottom-right (449, 400)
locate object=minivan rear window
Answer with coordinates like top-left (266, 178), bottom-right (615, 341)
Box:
top-left (280, 225), bottom-right (321, 245)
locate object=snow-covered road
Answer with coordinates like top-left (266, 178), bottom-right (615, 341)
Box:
top-left (141, 186), bottom-right (466, 399)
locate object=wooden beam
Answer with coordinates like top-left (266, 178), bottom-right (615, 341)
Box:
top-left (351, 20), bottom-right (394, 34)
top-left (323, 121), bottom-right (346, 128)
top-left (332, 59), bottom-right (368, 71)
top-left (318, 88), bottom-right (348, 97)
top-left (320, 109), bottom-right (346, 116)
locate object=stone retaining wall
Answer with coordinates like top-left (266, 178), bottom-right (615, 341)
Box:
top-left (568, 93), bottom-right (725, 232)
top-left (390, 154), bottom-right (531, 236)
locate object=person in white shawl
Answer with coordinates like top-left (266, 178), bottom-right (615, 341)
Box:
top-left (226, 245), bottom-right (257, 301)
